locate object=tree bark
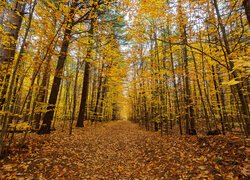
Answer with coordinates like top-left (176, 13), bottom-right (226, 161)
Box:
top-left (76, 61), bottom-right (91, 127)
top-left (243, 0), bottom-right (250, 25)
top-left (0, 0), bottom-right (25, 110)
top-left (76, 19), bottom-right (94, 127)
top-left (92, 72), bottom-right (104, 123)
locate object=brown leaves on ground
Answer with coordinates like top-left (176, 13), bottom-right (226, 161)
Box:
top-left (0, 120), bottom-right (249, 179)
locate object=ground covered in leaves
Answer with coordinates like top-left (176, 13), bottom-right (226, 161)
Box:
top-left (0, 120), bottom-right (249, 179)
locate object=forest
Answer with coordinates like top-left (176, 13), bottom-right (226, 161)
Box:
top-left (0, 0), bottom-right (249, 179)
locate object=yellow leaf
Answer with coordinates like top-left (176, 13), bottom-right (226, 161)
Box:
top-left (239, 146), bottom-right (245, 150)
top-left (223, 79), bottom-right (241, 86)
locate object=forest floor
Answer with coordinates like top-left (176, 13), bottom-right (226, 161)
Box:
top-left (0, 120), bottom-right (249, 179)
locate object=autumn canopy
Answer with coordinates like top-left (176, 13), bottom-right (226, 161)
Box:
top-left (0, 0), bottom-right (249, 178)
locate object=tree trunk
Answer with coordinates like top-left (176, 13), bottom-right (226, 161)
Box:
top-left (0, 0), bottom-right (25, 110)
top-left (92, 73), bottom-right (104, 123)
top-left (243, 0), bottom-right (250, 25)
top-left (76, 19), bottom-right (94, 127)
top-left (23, 71), bottom-right (37, 122)
top-left (70, 57), bottom-right (80, 134)
top-left (76, 61), bottom-right (91, 127)
top-left (178, 2), bottom-right (196, 135)
top-left (99, 79), bottom-right (108, 122)
top-left (0, 0), bottom-right (36, 156)
top-left (168, 27), bottom-right (182, 135)
top-left (211, 66), bottom-right (225, 134)
top-left (38, 12), bottom-right (74, 134)
top-left (213, 0), bottom-right (250, 136)
top-left (191, 51), bottom-right (211, 132)
top-left (34, 56), bottom-right (51, 129)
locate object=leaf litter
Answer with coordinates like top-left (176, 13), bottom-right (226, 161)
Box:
top-left (0, 120), bottom-right (249, 179)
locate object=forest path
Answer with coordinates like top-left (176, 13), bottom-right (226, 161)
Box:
top-left (0, 120), bottom-right (248, 179)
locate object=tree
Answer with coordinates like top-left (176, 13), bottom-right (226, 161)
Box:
top-left (76, 18), bottom-right (94, 127)
top-left (38, 0), bottom-right (116, 134)
top-left (0, 0), bottom-right (25, 109)
top-left (38, 1), bottom-right (78, 134)
top-left (178, 1), bottom-right (196, 135)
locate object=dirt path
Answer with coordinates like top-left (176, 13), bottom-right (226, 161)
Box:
top-left (0, 120), bottom-right (248, 179)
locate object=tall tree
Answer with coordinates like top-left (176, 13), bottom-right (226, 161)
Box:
top-left (38, 1), bottom-right (78, 134)
top-left (76, 18), bottom-right (94, 127)
top-left (178, 1), bottom-right (196, 135)
top-left (38, 0), bottom-right (105, 134)
top-left (0, 0), bottom-right (25, 109)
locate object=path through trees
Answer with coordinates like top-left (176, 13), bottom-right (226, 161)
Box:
top-left (0, 120), bottom-right (248, 179)
top-left (0, 0), bottom-right (249, 178)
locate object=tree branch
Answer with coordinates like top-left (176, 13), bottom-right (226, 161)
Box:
top-left (156, 38), bottom-right (227, 69)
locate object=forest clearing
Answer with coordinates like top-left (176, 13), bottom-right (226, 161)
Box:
top-left (0, 0), bottom-right (250, 179)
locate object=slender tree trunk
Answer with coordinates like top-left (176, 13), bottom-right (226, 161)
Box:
top-left (34, 55), bottom-right (51, 129)
top-left (52, 80), bottom-right (63, 129)
top-left (216, 66), bottom-right (229, 132)
top-left (13, 74), bottom-right (25, 116)
top-left (213, 0), bottom-right (249, 135)
top-left (23, 71), bottom-right (36, 122)
top-left (8, 75), bottom-right (19, 124)
top-left (191, 51), bottom-right (211, 132)
top-left (92, 66), bottom-right (104, 122)
top-left (62, 78), bottom-right (71, 129)
top-left (38, 7), bottom-right (75, 134)
top-left (168, 26), bottom-right (182, 135)
top-left (99, 79), bottom-right (108, 122)
top-left (93, 78), bottom-right (107, 123)
top-left (211, 65), bottom-right (225, 134)
top-left (34, 17), bottom-right (58, 129)
top-left (76, 19), bottom-right (94, 127)
top-left (90, 69), bottom-right (97, 121)
top-left (70, 56), bottom-right (80, 134)
top-left (29, 75), bottom-right (40, 127)
top-left (178, 2), bottom-right (196, 134)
